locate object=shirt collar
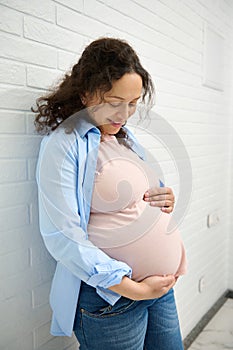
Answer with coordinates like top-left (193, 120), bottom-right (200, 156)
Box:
top-left (124, 126), bottom-right (146, 160)
top-left (70, 111), bottom-right (145, 160)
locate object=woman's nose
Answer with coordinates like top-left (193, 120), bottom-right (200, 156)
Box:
top-left (117, 103), bottom-right (129, 119)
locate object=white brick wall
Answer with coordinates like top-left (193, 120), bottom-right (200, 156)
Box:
top-left (0, 1), bottom-right (232, 348)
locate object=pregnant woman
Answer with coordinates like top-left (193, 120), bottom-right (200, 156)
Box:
top-left (34, 37), bottom-right (187, 350)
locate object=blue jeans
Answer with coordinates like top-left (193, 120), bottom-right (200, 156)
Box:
top-left (73, 282), bottom-right (184, 350)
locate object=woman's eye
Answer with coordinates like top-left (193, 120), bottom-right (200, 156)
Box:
top-left (109, 102), bottom-right (121, 107)
top-left (108, 102), bottom-right (137, 108)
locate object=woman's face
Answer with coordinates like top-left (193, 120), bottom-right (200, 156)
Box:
top-left (84, 73), bottom-right (143, 135)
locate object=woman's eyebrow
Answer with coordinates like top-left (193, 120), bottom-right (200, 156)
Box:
top-left (107, 95), bottom-right (141, 100)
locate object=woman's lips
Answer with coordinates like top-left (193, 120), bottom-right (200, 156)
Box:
top-left (108, 119), bottom-right (124, 128)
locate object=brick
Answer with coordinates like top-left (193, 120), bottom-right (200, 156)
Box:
top-left (103, 0), bottom-right (201, 53)
top-left (0, 248), bottom-right (30, 279)
top-left (25, 112), bottom-right (37, 135)
top-left (0, 4), bottom-right (22, 36)
top-left (26, 65), bottom-right (64, 89)
top-left (0, 34), bottom-right (57, 68)
top-left (0, 256), bottom-right (55, 301)
top-left (144, 42), bottom-right (200, 78)
top-left (0, 182), bottom-right (37, 209)
top-left (0, 58), bottom-right (26, 85)
top-left (31, 281), bottom-right (51, 309)
top-left (154, 106), bottom-right (225, 125)
top-left (171, 122), bottom-right (226, 136)
top-left (84, 0), bottom-right (201, 65)
top-left (0, 0), bottom-right (55, 23)
top-left (57, 50), bottom-right (78, 71)
top-left (0, 295), bottom-right (30, 344)
top-left (57, 4), bottom-right (112, 39)
top-left (54, 0), bottom-right (83, 12)
top-left (0, 86), bottom-right (39, 112)
top-left (144, 0), bottom-right (202, 38)
top-left (156, 91), bottom-right (222, 114)
top-left (24, 16), bottom-right (85, 52)
top-left (27, 158), bottom-right (38, 180)
top-left (152, 76), bottom-right (220, 104)
top-left (141, 56), bottom-right (201, 87)
top-left (0, 159), bottom-right (27, 183)
top-left (29, 245), bottom-right (51, 268)
top-left (0, 134), bottom-right (42, 158)
top-left (0, 205), bottom-right (30, 232)
top-left (0, 297), bottom-right (51, 347)
top-left (0, 111), bottom-right (26, 133)
top-left (29, 201), bottom-right (40, 227)
top-left (0, 224), bottom-right (41, 256)
top-left (84, 0), bottom-right (132, 30)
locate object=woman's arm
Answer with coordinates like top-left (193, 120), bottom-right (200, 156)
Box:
top-left (36, 130), bottom-right (132, 305)
top-left (109, 274), bottom-right (176, 300)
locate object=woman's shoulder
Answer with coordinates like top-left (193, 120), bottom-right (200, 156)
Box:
top-left (39, 125), bottom-right (80, 161)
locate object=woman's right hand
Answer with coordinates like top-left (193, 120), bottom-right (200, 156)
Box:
top-left (108, 274), bottom-right (176, 301)
top-left (137, 274), bottom-right (176, 299)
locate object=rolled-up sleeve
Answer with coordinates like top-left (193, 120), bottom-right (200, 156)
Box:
top-left (36, 130), bottom-right (132, 305)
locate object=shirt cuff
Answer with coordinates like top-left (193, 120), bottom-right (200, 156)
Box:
top-left (86, 261), bottom-right (132, 305)
top-left (96, 286), bottom-right (121, 305)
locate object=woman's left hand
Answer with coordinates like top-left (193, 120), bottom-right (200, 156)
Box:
top-left (143, 187), bottom-right (175, 214)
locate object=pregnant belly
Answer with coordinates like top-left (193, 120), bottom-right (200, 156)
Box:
top-left (88, 204), bottom-right (187, 281)
top-left (102, 231), bottom-right (183, 282)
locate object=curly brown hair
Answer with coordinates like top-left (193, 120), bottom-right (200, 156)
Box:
top-left (31, 37), bottom-right (155, 137)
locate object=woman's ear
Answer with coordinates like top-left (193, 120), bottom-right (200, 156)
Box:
top-left (80, 95), bottom-right (87, 105)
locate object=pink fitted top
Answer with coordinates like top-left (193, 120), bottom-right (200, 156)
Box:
top-left (87, 134), bottom-right (187, 281)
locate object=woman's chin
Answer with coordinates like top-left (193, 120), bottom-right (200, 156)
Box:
top-left (100, 125), bottom-right (122, 135)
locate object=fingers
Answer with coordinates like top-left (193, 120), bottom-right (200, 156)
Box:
top-left (141, 275), bottom-right (177, 299)
top-left (165, 278), bottom-right (176, 291)
top-left (144, 186), bottom-right (172, 196)
top-left (145, 200), bottom-right (174, 209)
top-left (144, 187), bottom-right (170, 198)
top-left (143, 187), bottom-right (175, 208)
top-left (161, 275), bottom-right (175, 286)
top-left (143, 186), bottom-right (175, 213)
top-left (144, 193), bottom-right (174, 203)
top-left (160, 205), bottom-right (173, 213)
top-left (159, 277), bottom-right (176, 295)
top-left (149, 199), bottom-right (174, 207)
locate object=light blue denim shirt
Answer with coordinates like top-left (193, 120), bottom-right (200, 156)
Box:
top-left (36, 115), bottom-right (164, 337)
